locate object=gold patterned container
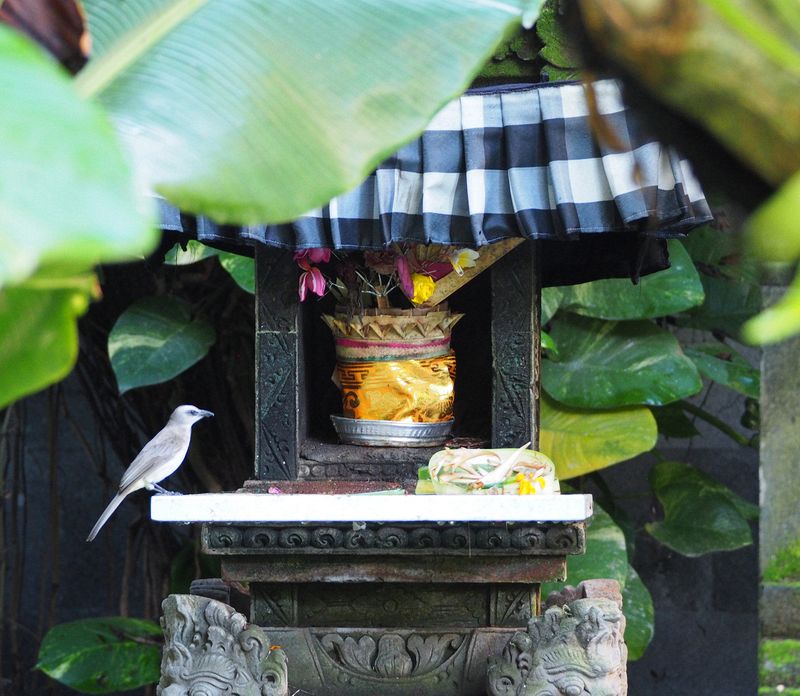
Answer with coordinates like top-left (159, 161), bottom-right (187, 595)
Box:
top-left (322, 306), bottom-right (463, 429)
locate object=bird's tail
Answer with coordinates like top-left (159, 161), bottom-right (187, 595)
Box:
top-left (86, 492), bottom-right (126, 542)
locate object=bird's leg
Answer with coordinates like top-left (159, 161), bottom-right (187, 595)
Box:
top-left (147, 482), bottom-right (183, 496)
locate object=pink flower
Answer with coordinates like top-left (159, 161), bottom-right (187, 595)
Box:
top-left (396, 255), bottom-right (414, 297)
top-left (294, 248), bottom-right (331, 264)
top-left (298, 260), bottom-right (326, 301)
top-left (422, 262), bottom-right (453, 281)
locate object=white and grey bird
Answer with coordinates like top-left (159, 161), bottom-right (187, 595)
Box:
top-left (87, 405), bottom-right (214, 542)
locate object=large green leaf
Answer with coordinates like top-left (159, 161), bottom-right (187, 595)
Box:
top-left (558, 240), bottom-right (705, 320)
top-left (651, 403), bottom-right (700, 439)
top-left (541, 286), bottom-right (563, 324)
top-left (683, 275), bottom-right (761, 338)
top-left (539, 394), bottom-right (657, 479)
top-left (36, 617), bottom-right (161, 693)
top-left (108, 296), bottom-right (215, 393)
top-left (682, 224), bottom-right (758, 285)
top-left (542, 505), bottom-right (628, 595)
top-left (684, 342), bottom-right (760, 398)
top-left (217, 251), bottom-right (255, 294)
top-left (622, 564), bottom-right (655, 661)
top-left (742, 268), bottom-right (800, 345)
top-left (646, 461), bottom-right (757, 556)
top-left (80, 0), bottom-right (540, 224)
top-left (542, 315), bottom-right (703, 408)
top-left (0, 271), bottom-right (97, 409)
top-left (164, 241), bottom-right (255, 293)
top-left (746, 169), bottom-right (800, 262)
top-left (163, 240), bottom-right (217, 265)
top-left (543, 506), bottom-right (654, 661)
top-left (0, 24), bottom-right (155, 288)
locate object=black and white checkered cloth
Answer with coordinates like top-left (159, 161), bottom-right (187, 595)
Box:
top-left (160, 78), bottom-right (712, 285)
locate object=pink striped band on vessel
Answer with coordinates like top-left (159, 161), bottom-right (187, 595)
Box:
top-left (336, 336), bottom-right (450, 351)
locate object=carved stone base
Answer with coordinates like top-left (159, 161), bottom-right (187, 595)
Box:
top-left (268, 626), bottom-right (517, 696)
top-left (487, 580), bottom-right (628, 696)
top-left (158, 594), bottom-right (289, 696)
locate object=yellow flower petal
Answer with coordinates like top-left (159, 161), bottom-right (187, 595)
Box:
top-left (411, 273), bottom-right (436, 304)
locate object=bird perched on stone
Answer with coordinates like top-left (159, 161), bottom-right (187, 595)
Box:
top-left (87, 405), bottom-right (213, 542)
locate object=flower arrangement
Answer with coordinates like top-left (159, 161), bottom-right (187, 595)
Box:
top-left (294, 244), bottom-right (479, 311)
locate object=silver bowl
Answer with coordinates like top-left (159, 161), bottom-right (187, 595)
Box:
top-left (331, 415), bottom-right (453, 447)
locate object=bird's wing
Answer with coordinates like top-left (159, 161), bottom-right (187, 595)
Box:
top-left (118, 427), bottom-right (189, 491)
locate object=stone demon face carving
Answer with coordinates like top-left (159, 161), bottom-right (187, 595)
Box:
top-left (157, 595), bottom-right (288, 696)
top-left (488, 598), bottom-right (627, 696)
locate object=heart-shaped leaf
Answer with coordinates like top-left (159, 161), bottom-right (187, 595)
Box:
top-left (80, 0), bottom-right (540, 223)
top-left (108, 296), bottom-right (215, 393)
top-left (646, 461), bottom-right (757, 556)
top-left (542, 505), bottom-right (628, 595)
top-left (558, 240), bottom-right (704, 320)
top-left (0, 271), bottom-right (97, 409)
top-left (539, 394), bottom-right (657, 479)
top-left (163, 240), bottom-right (217, 266)
top-left (622, 564), bottom-right (655, 661)
top-left (36, 617), bottom-right (161, 694)
top-left (683, 275), bottom-right (761, 338)
top-left (543, 315), bottom-right (703, 408)
top-left (217, 251), bottom-right (255, 294)
top-left (163, 241), bottom-right (254, 293)
top-left (651, 403), bottom-right (700, 439)
top-left (684, 342), bottom-right (760, 398)
top-left (0, 24), bottom-right (155, 289)
top-left (742, 269), bottom-right (800, 345)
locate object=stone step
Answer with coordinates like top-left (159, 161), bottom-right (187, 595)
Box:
top-left (762, 584), bottom-right (800, 638)
top-left (761, 639), bottom-right (800, 688)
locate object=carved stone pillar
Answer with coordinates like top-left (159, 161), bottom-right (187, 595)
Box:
top-left (487, 580), bottom-right (627, 696)
top-left (158, 594), bottom-right (289, 696)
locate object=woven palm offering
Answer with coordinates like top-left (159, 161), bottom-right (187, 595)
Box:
top-left (323, 306), bottom-right (463, 423)
top-left (427, 444), bottom-right (560, 495)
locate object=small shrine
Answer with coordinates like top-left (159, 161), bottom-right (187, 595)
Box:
top-left (152, 77), bottom-right (711, 696)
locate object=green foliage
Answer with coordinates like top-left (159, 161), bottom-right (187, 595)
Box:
top-left (80, 0), bottom-right (542, 223)
top-left (539, 394), bottom-right (657, 480)
top-left (622, 564), bottom-right (656, 661)
top-left (651, 403), bottom-right (700, 439)
top-left (535, 0), bottom-right (581, 81)
top-left (0, 24), bottom-right (155, 289)
top-left (542, 315), bottom-right (702, 408)
top-left (763, 538), bottom-right (800, 583)
top-left (557, 241), bottom-right (704, 320)
top-left (165, 241), bottom-right (255, 293)
top-left (761, 639), bottom-right (800, 689)
top-left (684, 342), bottom-right (760, 398)
top-left (108, 296), bottom-right (216, 393)
top-left (743, 272), bottom-right (800, 345)
top-left (542, 505), bottom-right (654, 660)
top-left (217, 252), bottom-right (255, 294)
top-left (646, 461), bottom-right (758, 556)
top-left (36, 617), bottom-right (161, 694)
top-left (683, 275), bottom-right (762, 337)
top-left (0, 272), bottom-right (97, 410)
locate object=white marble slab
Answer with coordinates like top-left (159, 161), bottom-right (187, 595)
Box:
top-left (151, 493), bottom-right (593, 524)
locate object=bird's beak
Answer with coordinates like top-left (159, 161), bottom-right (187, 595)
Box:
top-left (199, 410), bottom-right (214, 418)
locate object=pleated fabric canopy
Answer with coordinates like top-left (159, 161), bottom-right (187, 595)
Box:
top-left (160, 78), bottom-right (712, 286)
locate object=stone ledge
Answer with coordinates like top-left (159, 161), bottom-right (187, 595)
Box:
top-left (762, 584), bottom-right (800, 638)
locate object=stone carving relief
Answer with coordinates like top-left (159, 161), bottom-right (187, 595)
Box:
top-left (158, 594), bottom-right (288, 696)
top-left (487, 582), bottom-right (627, 696)
top-left (318, 631), bottom-right (464, 679)
top-left (205, 522), bottom-right (585, 555)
